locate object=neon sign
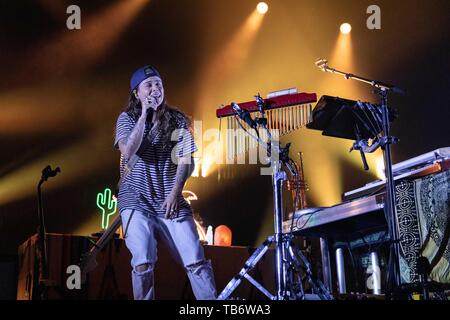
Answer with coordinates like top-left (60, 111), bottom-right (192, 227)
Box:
top-left (95, 188), bottom-right (205, 240)
top-left (96, 188), bottom-right (118, 229)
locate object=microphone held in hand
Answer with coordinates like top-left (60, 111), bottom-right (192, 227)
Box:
top-left (146, 108), bottom-right (155, 125)
top-left (146, 95), bottom-right (156, 107)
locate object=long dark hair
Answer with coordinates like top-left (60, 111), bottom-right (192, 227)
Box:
top-left (123, 93), bottom-right (192, 145)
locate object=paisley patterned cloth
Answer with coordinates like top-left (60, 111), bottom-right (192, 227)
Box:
top-left (396, 170), bottom-right (450, 284)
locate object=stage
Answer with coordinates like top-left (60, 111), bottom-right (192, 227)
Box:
top-left (0, 0), bottom-right (449, 304)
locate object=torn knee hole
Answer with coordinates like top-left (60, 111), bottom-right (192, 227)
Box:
top-left (134, 263), bottom-right (153, 273)
top-left (186, 260), bottom-right (210, 274)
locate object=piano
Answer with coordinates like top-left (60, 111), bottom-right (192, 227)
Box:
top-left (343, 147), bottom-right (450, 201)
top-left (283, 147), bottom-right (450, 236)
top-left (283, 148), bottom-right (450, 294)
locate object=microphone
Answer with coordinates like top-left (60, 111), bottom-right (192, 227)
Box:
top-left (315, 58), bottom-right (328, 71)
top-left (231, 102), bottom-right (257, 130)
top-left (255, 94), bottom-right (265, 115)
top-left (146, 108), bottom-right (155, 126)
top-left (144, 95), bottom-right (160, 113)
top-left (41, 165), bottom-right (61, 182)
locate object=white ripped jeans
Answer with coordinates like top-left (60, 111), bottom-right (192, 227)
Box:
top-left (120, 209), bottom-right (217, 300)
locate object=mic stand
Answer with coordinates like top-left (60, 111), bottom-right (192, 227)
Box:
top-left (417, 256), bottom-right (431, 300)
top-left (317, 59), bottom-right (404, 299)
top-left (36, 165), bottom-right (60, 299)
top-left (257, 94), bottom-right (294, 299)
top-left (376, 88), bottom-right (402, 299)
top-left (315, 58), bottom-right (405, 95)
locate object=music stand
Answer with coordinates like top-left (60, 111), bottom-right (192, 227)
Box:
top-left (309, 61), bottom-right (404, 298)
top-left (307, 95), bottom-right (384, 141)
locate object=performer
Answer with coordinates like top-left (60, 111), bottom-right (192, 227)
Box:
top-left (114, 65), bottom-right (216, 300)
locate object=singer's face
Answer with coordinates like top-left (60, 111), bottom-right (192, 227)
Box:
top-left (137, 76), bottom-right (164, 110)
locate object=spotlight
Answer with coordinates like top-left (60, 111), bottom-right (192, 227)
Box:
top-left (256, 2), bottom-right (268, 14)
top-left (340, 23), bottom-right (352, 34)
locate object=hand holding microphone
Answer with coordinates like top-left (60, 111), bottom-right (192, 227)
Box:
top-left (144, 95), bottom-right (158, 111)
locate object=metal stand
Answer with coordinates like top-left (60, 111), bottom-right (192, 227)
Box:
top-left (416, 256), bottom-right (431, 300)
top-left (370, 251), bottom-right (382, 295)
top-left (379, 89), bottom-right (402, 297)
top-left (218, 96), bottom-right (331, 300)
top-left (36, 165), bottom-right (60, 300)
top-left (273, 165), bottom-right (285, 298)
top-left (315, 58), bottom-right (404, 298)
top-left (335, 247), bottom-right (347, 294)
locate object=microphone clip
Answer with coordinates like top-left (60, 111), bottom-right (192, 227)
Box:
top-left (315, 58), bottom-right (329, 71)
top-left (231, 102), bottom-right (257, 130)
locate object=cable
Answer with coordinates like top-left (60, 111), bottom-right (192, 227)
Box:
top-left (345, 240), bottom-right (361, 291)
top-left (288, 157), bottom-right (300, 235)
top-left (233, 114), bottom-right (263, 145)
top-left (294, 209), bottom-right (321, 231)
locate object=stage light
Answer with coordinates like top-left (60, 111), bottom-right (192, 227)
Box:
top-left (191, 157), bottom-right (201, 177)
top-left (340, 23), bottom-right (352, 34)
top-left (195, 8), bottom-right (266, 177)
top-left (256, 2), bottom-right (268, 14)
top-left (0, 129), bottom-right (113, 206)
top-left (376, 154), bottom-right (386, 180)
top-left (19, 0), bottom-right (149, 79)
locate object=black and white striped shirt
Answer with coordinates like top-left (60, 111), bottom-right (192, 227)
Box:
top-left (114, 111), bottom-right (197, 216)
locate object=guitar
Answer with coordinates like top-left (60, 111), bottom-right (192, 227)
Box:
top-left (79, 215), bottom-right (122, 284)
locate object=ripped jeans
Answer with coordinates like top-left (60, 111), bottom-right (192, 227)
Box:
top-left (120, 209), bottom-right (217, 300)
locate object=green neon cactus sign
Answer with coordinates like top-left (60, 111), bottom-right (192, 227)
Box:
top-left (96, 188), bottom-right (118, 230)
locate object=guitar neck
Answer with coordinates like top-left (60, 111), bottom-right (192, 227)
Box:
top-left (89, 215), bottom-right (122, 254)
